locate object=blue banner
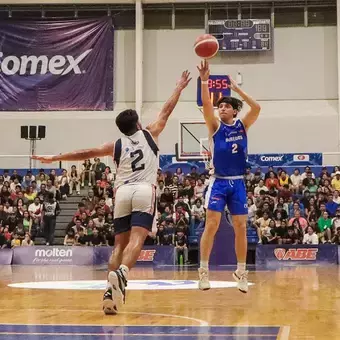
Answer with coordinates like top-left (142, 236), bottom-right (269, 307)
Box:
top-left (247, 153), bottom-right (322, 167)
top-left (256, 244), bottom-right (338, 268)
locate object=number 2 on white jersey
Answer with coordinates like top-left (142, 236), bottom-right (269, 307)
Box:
top-left (232, 143), bottom-right (238, 154)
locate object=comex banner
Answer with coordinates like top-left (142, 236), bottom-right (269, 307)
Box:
top-left (0, 18), bottom-right (113, 111)
top-left (247, 153), bottom-right (322, 167)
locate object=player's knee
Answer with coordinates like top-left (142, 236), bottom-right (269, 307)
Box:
top-left (205, 218), bottom-right (220, 233)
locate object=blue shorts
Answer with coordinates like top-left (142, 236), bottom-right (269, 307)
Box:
top-left (204, 177), bottom-right (247, 215)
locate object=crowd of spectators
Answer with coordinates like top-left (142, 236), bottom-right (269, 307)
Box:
top-left (247, 166), bottom-right (340, 245)
top-left (3, 160), bottom-right (340, 253)
top-left (0, 169), bottom-right (60, 248)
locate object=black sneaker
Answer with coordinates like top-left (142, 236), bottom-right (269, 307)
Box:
top-left (116, 269), bottom-right (128, 304)
top-left (102, 288), bottom-right (118, 315)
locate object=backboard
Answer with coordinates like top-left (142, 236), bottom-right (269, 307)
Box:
top-left (175, 121), bottom-right (210, 161)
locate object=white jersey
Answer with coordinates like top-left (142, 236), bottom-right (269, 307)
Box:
top-left (114, 129), bottom-right (159, 188)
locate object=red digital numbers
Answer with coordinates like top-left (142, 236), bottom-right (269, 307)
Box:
top-left (208, 79), bottom-right (213, 89)
top-left (222, 79), bottom-right (229, 89)
top-left (215, 79), bottom-right (221, 89)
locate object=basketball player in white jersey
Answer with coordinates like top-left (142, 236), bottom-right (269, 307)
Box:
top-left (32, 70), bottom-right (191, 314)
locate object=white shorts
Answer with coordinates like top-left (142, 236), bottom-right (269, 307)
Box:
top-left (113, 183), bottom-right (156, 234)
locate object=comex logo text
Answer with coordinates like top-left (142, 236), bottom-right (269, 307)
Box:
top-left (0, 49), bottom-right (92, 76)
top-left (260, 155), bottom-right (284, 162)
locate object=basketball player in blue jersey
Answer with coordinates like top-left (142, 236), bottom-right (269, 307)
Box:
top-left (197, 60), bottom-right (261, 293)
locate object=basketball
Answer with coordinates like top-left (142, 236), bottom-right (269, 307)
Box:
top-left (194, 34), bottom-right (219, 59)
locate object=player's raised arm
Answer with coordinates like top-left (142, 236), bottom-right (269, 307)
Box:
top-left (228, 76), bottom-right (261, 131)
top-left (197, 60), bottom-right (219, 135)
top-left (147, 71), bottom-right (191, 138)
top-left (31, 141), bottom-right (115, 163)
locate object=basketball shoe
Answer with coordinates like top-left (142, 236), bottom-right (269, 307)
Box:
top-left (198, 267), bottom-right (211, 290)
top-left (232, 270), bottom-right (248, 293)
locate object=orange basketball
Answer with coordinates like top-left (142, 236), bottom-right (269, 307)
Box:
top-left (194, 34), bottom-right (219, 59)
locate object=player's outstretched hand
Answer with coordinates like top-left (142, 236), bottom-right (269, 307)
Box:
top-left (228, 75), bottom-right (240, 92)
top-left (176, 70), bottom-right (192, 91)
top-left (197, 60), bottom-right (210, 81)
top-left (31, 155), bottom-right (55, 164)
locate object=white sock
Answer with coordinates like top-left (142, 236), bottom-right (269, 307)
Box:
top-left (200, 261), bottom-right (209, 270)
top-left (119, 264), bottom-right (129, 280)
top-left (237, 263), bottom-right (246, 274)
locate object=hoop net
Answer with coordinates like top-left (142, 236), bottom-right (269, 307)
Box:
top-left (201, 151), bottom-right (211, 170)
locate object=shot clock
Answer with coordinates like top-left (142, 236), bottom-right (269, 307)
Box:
top-left (197, 75), bottom-right (231, 108)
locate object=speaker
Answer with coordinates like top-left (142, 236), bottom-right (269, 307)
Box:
top-left (21, 126), bottom-right (28, 139)
top-left (38, 125), bottom-right (46, 139)
top-left (29, 126), bottom-right (37, 139)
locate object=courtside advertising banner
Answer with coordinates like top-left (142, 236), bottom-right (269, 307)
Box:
top-left (11, 246), bottom-right (175, 266)
top-left (0, 18), bottom-right (113, 111)
top-left (0, 249), bottom-right (13, 264)
top-left (256, 245), bottom-right (338, 268)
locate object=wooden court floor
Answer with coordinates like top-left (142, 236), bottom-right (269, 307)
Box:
top-left (0, 265), bottom-right (339, 339)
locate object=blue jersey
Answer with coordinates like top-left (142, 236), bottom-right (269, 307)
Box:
top-left (210, 119), bottom-right (247, 177)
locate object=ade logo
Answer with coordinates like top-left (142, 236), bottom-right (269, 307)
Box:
top-left (274, 248), bottom-right (318, 261)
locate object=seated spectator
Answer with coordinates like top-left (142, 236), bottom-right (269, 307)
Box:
top-left (174, 230), bottom-right (188, 264)
top-left (104, 166), bottom-right (114, 183)
top-left (331, 171), bottom-right (340, 191)
top-left (191, 199), bottom-right (205, 231)
top-left (81, 159), bottom-right (92, 187)
top-left (157, 168), bottom-right (165, 183)
top-left (160, 187), bottom-right (174, 209)
top-left (332, 208), bottom-right (340, 231)
top-left (79, 212), bottom-right (90, 227)
top-left (333, 190), bottom-right (340, 204)
top-left (245, 180), bottom-right (254, 194)
top-left (307, 205), bottom-right (318, 223)
top-left (168, 176), bottom-right (179, 198)
top-left (289, 210), bottom-right (308, 231)
top-left (93, 213), bottom-right (105, 230)
top-left (24, 186), bottom-right (37, 204)
top-left (255, 211), bottom-right (270, 244)
top-left (31, 181), bottom-right (39, 194)
top-left (4, 200), bottom-right (13, 214)
top-left (91, 158), bottom-right (106, 184)
top-left (72, 219), bottom-right (86, 235)
top-left (89, 227), bottom-right (105, 246)
top-left (326, 193), bottom-right (339, 217)
top-left (28, 197), bottom-right (43, 223)
top-left (0, 226), bottom-right (8, 249)
top-left (278, 171), bottom-right (291, 189)
top-left (331, 227), bottom-right (340, 245)
top-left (278, 184), bottom-right (292, 201)
top-left (38, 168), bottom-right (49, 182)
top-left (303, 226), bottom-right (318, 245)
top-left (319, 166), bottom-right (331, 180)
top-left (175, 167), bottom-right (185, 184)
top-left (306, 179), bottom-right (318, 195)
top-left (161, 206), bottom-right (174, 223)
top-left (256, 202), bottom-right (273, 219)
top-left (22, 211), bottom-right (31, 233)
top-left (188, 166), bottom-right (199, 181)
top-left (64, 229), bottom-right (76, 246)
top-left (331, 166), bottom-right (340, 178)
top-left (69, 165), bottom-right (81, 195)
top-left (290, 168), bottom-right (301, 193)
top-left (0, 185), bottom-right (11, 203)
top-left (289, 201), bottom-right (305, 218)
top-left (156, 180), bottom-right (165, 202)
top-left (194, 179), bottom-right (206, 201)
top-left (75, 229), bottom-right (88, 246)
top-left (265, 171), bottom-right (279, 191)
top-left (10, 170), bottom-right (23, 184)
top-left (301, 166), bottom-right (315, 181)
top-left (21, 175), bottom-right (32, 190)
top-left (45, 179), bottom-right (57, 198)
top-left (22, 233), bottom-right (34, 246)
top-left (254, 180), bottom-right (268, 197)
top-left (273, 203), bottom-right (288, 220)
top-left (173, 206), bottom-right (189, 225)
top-left (93, 180), bottom-right (105, 199)
top-left (283, 227), bottom-right (299, 244)
top-left (244, 167), bottom-right (254, 182)
top-left (318, 211), bottom-right (332, 243)
top-left (247, 197), bottom-right (257, 227)
top-left (14, 223), bottom-right (25, 242)
top-left (96, 198), bottom-right (111, 216)
top-left (271, 219), bottom-right (287, 244)
top-left (86, 219), bottom-right (95, 236)
top-left (10, 180), bottom-right (21, 196)
top-left (11, 233), bottom-right (21, 248)
top-left (57, 169), bottom-right (70, 199)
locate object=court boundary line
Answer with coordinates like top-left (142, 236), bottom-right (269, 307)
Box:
top-left (278, 326), bottom-right (291, 340)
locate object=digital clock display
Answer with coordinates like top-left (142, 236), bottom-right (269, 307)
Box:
top-left (197, 75), bottom-right (231, 108)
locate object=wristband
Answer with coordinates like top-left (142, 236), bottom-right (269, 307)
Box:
top-left (201, 80), bottom-right (209, 85)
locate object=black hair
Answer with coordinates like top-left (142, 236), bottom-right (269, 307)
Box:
top-left (216, 96), bottom-right (243, 113)
top-left (116, 109), bottom-right (139, 135)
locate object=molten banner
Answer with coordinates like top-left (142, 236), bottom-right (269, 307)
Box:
top-left (256, 245), bottom-right (338, 268)
top-left (0, 18), bottom-right (113, 111)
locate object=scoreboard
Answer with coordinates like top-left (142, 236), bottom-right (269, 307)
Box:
top-left (208, 19), bottom-right (272, 52)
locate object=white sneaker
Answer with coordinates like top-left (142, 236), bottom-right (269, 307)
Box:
top-left (108, 270), bottom-right (126, 308)
top-left (102, 285), bottom-right (118, 315)
top-left (233, 270), bottom-right (249, 293)
top-left (198, 268), bottom-right (211, 290)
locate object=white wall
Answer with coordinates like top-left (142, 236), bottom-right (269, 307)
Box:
top-left (0, 26), bottom-right (338, 168)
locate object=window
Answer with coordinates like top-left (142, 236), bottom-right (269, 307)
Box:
top-left (175, 9), bottom-right (205, 29)
top-left (208, 6), bottom-right (238, 21)
top-left (274, 7), bottom-right (304, 27)
top-left (144, 9), bottom-right (172, 29)
top-left (308, 6), bottom-right (336, 26)
top-left (111, 10), bottom-right (135, 29)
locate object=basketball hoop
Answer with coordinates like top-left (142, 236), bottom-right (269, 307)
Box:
top-left (201, 151), bottom-right (211, 170)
